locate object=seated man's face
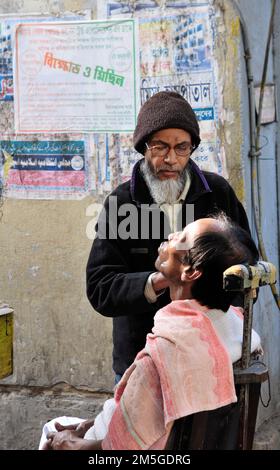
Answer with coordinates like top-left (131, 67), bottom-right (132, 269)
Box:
top-left (155, 218), bottom-right (223, 283)
top-left (155, 230), bottom-right (189, 284)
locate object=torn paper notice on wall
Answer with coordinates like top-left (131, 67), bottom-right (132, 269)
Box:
top-left (90, 133), bottom-right (141, 195)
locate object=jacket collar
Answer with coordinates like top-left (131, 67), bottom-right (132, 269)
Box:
top-left (186, 159), bottom-right (212, 203)
top-left (130, 158), bottom-right (212, 205)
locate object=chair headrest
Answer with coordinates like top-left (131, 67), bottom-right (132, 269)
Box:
top-left (223, 261), bottom-right (277, 291)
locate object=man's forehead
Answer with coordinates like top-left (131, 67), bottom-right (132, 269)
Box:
top-left (174, 218), bottom-right (222, 251)
top-left (150, 128), bottom-right (192, 141)
top-left (185, 218), bottom-right (222, 235)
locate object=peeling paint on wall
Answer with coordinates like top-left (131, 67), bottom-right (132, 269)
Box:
top-left (213, 0), bottom-right (245, 201)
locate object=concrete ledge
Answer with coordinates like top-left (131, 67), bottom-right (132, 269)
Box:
top-left (254, 414), bottom-right (280, 450)
top-left (0, 385), bottom-right (113, 450)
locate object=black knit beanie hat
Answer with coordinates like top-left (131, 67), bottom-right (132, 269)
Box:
top-left (133, 91), bottom-right (201, 155)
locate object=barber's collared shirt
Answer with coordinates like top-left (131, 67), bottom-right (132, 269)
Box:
top-left (144, 172), bottom-right (191, 303)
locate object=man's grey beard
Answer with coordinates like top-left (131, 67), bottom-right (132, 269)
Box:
top-left (141, 160), bottom-right (189, 204)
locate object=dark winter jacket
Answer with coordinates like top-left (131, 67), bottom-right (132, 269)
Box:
top-left (86, 159), bottom-right (250, 375)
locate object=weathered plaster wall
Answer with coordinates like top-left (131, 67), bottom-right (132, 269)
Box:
top-left (275, 0), bottom-right (280, 263)
top-left (0, 0), bottom-right (114, 451)
top-left (0, 198), bottom-right (113, 390)
top-left (214, 0), bottom-right (245, 202)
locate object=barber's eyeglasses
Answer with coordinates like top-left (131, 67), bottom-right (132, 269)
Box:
top-left (145, 141), bottom-right (195, 158)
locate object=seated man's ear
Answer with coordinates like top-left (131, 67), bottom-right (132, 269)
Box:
top-left (181, 266), bottom-right (202, 283)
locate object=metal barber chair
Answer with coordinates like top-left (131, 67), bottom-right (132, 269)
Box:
top-left (165, 261), bottom-right (276, 450)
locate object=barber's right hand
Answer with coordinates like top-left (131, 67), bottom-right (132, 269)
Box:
top-left (151, 271), bottom-right (169, 293)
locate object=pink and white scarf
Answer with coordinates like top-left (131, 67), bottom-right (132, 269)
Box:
top-left (102, 300), bottom-right (251, 450)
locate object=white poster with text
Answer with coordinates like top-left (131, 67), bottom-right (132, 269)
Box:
top-left (14, 19), bottom-right (140, 133)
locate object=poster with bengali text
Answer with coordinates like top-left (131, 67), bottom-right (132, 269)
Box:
top-left (0, 12), bottom-right (90, 101)
top-left (0, 138), bottom-right (91, 199)
top-left (14, 19), bottom-right (140, 133)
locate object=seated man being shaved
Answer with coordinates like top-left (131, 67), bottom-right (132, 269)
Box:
top-left (41, 214), bottom-right (261, 451)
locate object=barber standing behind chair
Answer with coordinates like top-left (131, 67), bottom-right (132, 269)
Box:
top-left (86, 91), bottom-right (251, 381)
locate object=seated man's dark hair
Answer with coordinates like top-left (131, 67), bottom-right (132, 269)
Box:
top-left (183, 217), bottom-right (259, 311)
